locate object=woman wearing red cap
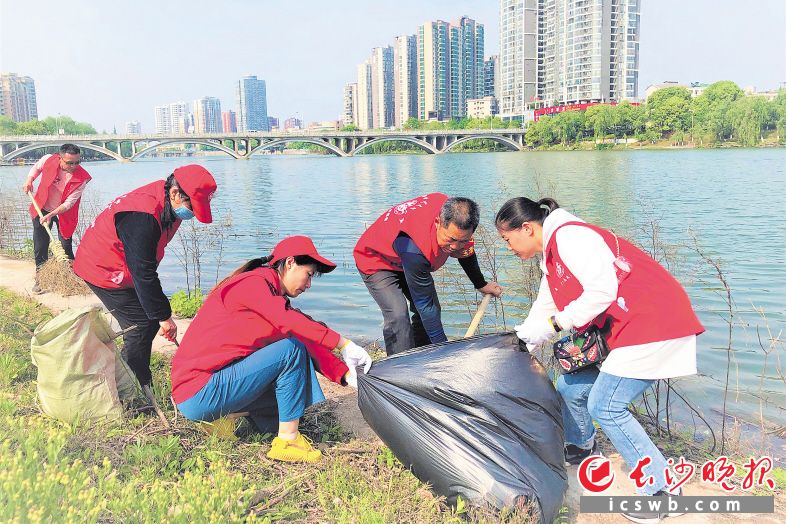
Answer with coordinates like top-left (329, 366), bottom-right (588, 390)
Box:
top-left (74, 164), bottom-right (217, 391)
top-left (171, 235), bottom-right (373, 463)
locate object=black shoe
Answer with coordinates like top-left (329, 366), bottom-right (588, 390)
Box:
top-left (31, 282), bottom-right (44, 295)
top-left (564, 441), bottom-right (598, 466)
top-left (621, 488), bottom-right (683, 524)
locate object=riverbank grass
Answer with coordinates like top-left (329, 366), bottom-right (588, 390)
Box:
top-left (0, 288), bottom-right (537, 523)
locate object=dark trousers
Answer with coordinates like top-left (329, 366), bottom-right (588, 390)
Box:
top-left (360, 269), bottom-right (429, 356)
top-left (86, 282), bottom-right (159, 386)
top-left (33, 213), bottom-right (74, 268)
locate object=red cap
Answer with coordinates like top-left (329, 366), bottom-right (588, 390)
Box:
top-left (173, 164), bottom-right (217, 223)
top-left (270, 236), bottom-right (336, 273)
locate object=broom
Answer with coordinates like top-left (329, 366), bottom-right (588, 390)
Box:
top-left (27, 191), bottom-right (68, 262)
top-left (27, 191), bottom-right (90, 295)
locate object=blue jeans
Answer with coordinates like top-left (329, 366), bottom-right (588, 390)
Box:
top-left (177, 338), bottom-right (325, 428)
top-left (556, 367), bottom-right (669, 495)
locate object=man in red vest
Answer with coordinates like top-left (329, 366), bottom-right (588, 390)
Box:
top-left (73, 165), bottom-right (217, 389)
top-left (21, 143), bottom-right (92, 294)
top-left (354, 193), bottom-right (503, 355)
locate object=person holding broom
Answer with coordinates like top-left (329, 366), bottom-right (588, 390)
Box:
top-left (22, 143), bottom-right (92, 294)
top-left (354, 193), bottom-right (503, 355)
top-left (171, 235), bottom-right (373, 463)
top-left (73, 164), bottom-right (217, 396)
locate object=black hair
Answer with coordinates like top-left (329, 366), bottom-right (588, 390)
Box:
top-left (161, 173), bottom-right (191, 231)
top-left (59, 143), bottom-right (80, 155)
top-left (495, 197), bottom-right (560, 230)
top-left (440, 197), bottom-right (480, 232)
top-left (214, 255), bottom-right (329, 291)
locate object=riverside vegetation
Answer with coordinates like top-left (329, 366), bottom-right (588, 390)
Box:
top-left (1, 173), bottom-right (784, 521)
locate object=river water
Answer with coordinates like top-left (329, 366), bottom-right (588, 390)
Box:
top-left (2, 148), bottom-right (785, 433)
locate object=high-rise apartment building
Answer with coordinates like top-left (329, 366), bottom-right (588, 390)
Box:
top-left (283, 117), bottom-right (303, 130)
top-left (268, 117), bottom-right (279, 130)
top-left (484, 55), bottom-right (500, 99)
top-left (370, 46), bottom-right (394, 128)
top-left (169, 102), bottom-right (190, 133)
top-left (417, 17), bottom-right (484, 120)
top-left (452, 16), bottom-right (484, 119)
top-left (342, 82), bottom-right (358, 127)
top-left (153, 105), bottom-right (170, 134)
top-left (236, 75), bottom-right (269, 131)
top-left (222, 110), bottom-right (237, 133)
top-left (126, 121), bottom-right (142, 134)
top-left (356, 61), bottom-right (373, 130)
top-left (393, 35), bottom-right (418, 127)
top-left (499, 0), bottom-right (641, 119)
top-left (193, 96), bottom-right (222, 133)
top-left (0, 73), bottom-right (38, 122)
top-left (417, 20), bottom-right (450, 120)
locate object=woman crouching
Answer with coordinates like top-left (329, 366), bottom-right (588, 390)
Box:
top-left (171, 236), bottom-right (372, 463)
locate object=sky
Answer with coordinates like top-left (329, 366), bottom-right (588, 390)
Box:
top-left (1, 0), bottom-right (784, 132)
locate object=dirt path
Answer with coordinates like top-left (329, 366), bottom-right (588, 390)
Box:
top-left (2, 254), bottom-right (781, 522)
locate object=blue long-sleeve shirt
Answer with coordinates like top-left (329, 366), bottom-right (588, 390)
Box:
top-left (393, 234), bottom-right (487, 344)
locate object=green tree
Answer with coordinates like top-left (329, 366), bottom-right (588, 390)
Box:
top-left (650, 96), bottom-right (691, 134)
top-left (770, 91), bottom-right (786, 141)
top-left (691, 81), bottom-right (744, 142)
top-left (0, 116), bottom-right (17, 135)
top-left (14, 120), bottom-right (50, 135)
top-left (340, 124), bottom-right (360, 132)
top-left (551, 110), bottom-right (585, 145)
top-left (584, 104), bottom-right (615, 141)
top-left (403, 117), bottom-right (421, 130)
top-left (645, 87), bottom-right (692, 136)
top-left (727, 96), bottom-right (773, 146)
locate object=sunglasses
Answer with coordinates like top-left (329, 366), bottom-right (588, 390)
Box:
top-left (62, 160), bottom-right (81, 166)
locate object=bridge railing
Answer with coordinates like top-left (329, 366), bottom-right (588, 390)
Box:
top-left (0, 128), bottom-right (525, 143)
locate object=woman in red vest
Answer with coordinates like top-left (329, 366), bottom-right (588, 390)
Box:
top-left (22, 143), bottom-right (92, 294)
top-left (171, 236), bottom-right (372, 463)
top-left (496, 197), bottom-right (703, 522)
top-left (73, 164), bottom-right (217, 390)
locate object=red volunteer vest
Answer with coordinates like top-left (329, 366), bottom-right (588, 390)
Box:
top-left (545, 221), bottom-right (704, 349)
top-left (354, 193), bottom-right (474, 274)
top-left (170, 267), bottom-right (347, 403)
top-left (73, 180), bottom-right (180, 289)
top-left (29, 154), bottom-right (91, 239)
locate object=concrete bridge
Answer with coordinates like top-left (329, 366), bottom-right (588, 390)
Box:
top-left (0, 129), bottom-right (526, 163)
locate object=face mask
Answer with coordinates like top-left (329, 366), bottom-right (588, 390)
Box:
top-left (174, 206), bottom-right (195, 220)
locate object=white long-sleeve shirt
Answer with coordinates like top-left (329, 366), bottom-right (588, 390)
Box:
top-left (27, 154), bottom-right (87, 212)
top-left (526, 208), bottom-right (697, 380)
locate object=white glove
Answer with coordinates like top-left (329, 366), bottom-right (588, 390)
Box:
top-left (514, 316), bottom-right (555, 346)
top-left (341, 341), bottom-right (373, 374)
top-left (345, 367), bottom-right (358, 389)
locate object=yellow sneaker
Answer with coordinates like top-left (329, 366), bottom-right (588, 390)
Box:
top-left (266, 432), bottom-right (322, 463)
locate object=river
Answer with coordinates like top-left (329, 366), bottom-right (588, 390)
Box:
top-left (2, 148), bottom-right (785, 434)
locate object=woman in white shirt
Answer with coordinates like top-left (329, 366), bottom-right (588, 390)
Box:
top-left (496, 196), bottom-right (703, 523)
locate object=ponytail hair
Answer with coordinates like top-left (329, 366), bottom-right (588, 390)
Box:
top-left (495, 197), bottom-right (560, 231)
top-left (213, 254), bottom-right (328, 291)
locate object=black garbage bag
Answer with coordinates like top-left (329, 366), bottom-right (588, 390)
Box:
top-left (357, 332), bottom-right (567, 523)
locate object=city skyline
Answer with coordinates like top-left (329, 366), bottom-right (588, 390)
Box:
top-left (1, 0), bottom-right (784, 132)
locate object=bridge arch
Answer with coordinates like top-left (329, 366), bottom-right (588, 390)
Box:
top-left (351, 136), bottom-right (438, 156)
top-left (3, 141), bottom-right (123, 162)
top-left (441, 134), bottom-right (522, 153)
top-left (248, 138), bottom-right (347, 157)
top-left (130, 139), bottom-right (240, 161)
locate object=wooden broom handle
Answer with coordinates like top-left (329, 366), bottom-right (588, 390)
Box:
top-left (27, 191), bottom-right (57, 244)
top-left (464, 293), bottom-right (492, 338)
